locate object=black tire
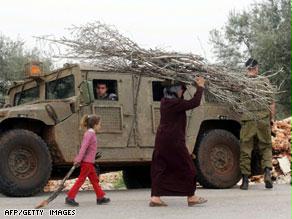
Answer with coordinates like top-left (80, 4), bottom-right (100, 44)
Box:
top-left (123, 166), bottom-right (151, 189)
top-left (195, 129), bottom-right (241, 189)
top-left (0, 129), bottom-right (52, 197)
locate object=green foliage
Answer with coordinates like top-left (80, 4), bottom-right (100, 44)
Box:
top-left (0, 34), bottom-right (52, 102)
top-left (0, 34), bottom-right (52, 81)
top-left (209, 0), bottom-right (291, 119)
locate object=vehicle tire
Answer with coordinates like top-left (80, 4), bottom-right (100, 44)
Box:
top-left (195, 129), bottom-right (241, 189)
top-left (123, 166), bottom-right (151, 189)
top-left (0, 129), bottom-right (52, 197)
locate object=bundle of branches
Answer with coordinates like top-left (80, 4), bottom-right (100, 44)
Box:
top-left (36, 21), bottom-right (278, 116)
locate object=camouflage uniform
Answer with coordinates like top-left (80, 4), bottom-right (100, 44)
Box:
top-left (239, 77), bottom-right (274, 176)
top-left (96, 93), bottom-right (117, 101)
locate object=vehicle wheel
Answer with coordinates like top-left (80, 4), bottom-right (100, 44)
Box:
top-left (195, 129), bottom-right (241, 189)
top-left (0, 129), bottom-right (52, 197)
top-left (123, 166), bottom-right (151, 189)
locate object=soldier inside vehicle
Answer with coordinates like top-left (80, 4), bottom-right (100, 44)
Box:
top-left (94, 80), bottom-right (118, 101)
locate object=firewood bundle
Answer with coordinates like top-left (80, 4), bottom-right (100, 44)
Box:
top-left (37, 21), bottom-right (279, 115)
top-left (272, 117), bottom-right (291, 158)
top-left (271, 117), bottom-right (291, 182)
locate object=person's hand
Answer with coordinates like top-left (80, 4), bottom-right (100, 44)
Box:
top-left (73, 161), bottom-right (80, 167)
top-left (195, 76), bottom-right (205, 88)
top-left (95, 151), bottom-right (102, 160)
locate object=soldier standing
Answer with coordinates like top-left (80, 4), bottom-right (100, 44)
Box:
top-left (239, 58), bottom-right (275, 190)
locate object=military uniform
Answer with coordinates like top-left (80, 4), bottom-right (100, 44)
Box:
top-left (239, 77), bottom-right (274, 176)
top-left (96, 93), bottom-right (117, 101)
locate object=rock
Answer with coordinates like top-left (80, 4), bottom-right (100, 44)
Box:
top-left (270, 117), bottom-right (291, 182)
top-left (277, 157), bottom-right (291, 175)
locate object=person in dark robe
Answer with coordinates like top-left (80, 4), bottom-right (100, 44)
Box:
top-left (150, 76), bottom-right (207, 207)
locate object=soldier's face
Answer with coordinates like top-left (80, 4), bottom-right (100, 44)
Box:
top-left (96, 84), bottom-right (108, 96)
top-left (247, 65), bottom-right (259, 77)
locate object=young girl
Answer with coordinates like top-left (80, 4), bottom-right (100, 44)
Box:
top-left (65, 114), bottom-right (110, 206)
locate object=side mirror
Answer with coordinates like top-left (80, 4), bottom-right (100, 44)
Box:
top-left (79, 80), bottom-right (94, 104)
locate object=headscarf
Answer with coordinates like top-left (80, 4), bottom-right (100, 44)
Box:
top-left (163, 85), bottom-right (182, 99)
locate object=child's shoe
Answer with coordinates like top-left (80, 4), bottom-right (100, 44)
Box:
top-left (96, 197), bottom-right (110, 205)
top-left (65, 197), bottom-right (79, 206)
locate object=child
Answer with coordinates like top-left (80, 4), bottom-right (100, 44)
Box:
top-left (65, 114), bottom-right (110, 206)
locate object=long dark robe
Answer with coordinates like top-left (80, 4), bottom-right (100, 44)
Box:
top-left (151, 87), bottom-right (204, 196)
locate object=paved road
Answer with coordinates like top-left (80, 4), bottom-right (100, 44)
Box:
top-left (0, 184), bottom-right (290, 219)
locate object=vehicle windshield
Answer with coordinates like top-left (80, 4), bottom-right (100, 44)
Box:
top-left (46, 75), bottom-right (75, 99)
top-left (14, 86), bottom-right (40, 106)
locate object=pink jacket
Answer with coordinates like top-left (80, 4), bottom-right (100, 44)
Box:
top-left (74, 129), bottom-right (98, 163)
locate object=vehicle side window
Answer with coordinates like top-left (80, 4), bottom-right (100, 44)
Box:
top-left (152, 81), bottom-right (164, 101)
top-left (46, 75), bottom-right (75, 100)
top-left (14, 86), bottom-right (40, 106)
top-left (93, 79), bottom-right (118, 101)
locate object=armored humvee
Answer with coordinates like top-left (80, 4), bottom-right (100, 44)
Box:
top-left (0, 62), bottom-right (242, 197)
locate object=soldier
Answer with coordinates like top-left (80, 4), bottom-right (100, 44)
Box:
top-left (239, 58), bottom-right (275, 190)
top-left (95, 81), bottom-right (117, 101)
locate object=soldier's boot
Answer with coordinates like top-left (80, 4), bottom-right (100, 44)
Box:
top-left (264, 167), bottom-right (273, 189)
top-left (240, 175), bottom-right (249, 190)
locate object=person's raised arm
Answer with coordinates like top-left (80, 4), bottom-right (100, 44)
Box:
top-left (172, 76), bottom-right (205, 112)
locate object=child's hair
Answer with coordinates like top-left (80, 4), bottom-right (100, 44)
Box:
top-left (80, 114), bottom-right (101, 129)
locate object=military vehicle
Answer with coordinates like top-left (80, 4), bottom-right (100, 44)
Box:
top-left (0, 62), bottom-right (242, 197)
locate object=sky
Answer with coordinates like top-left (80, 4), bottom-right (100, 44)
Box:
top-left (0, 0), bottom-right (259, 64)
